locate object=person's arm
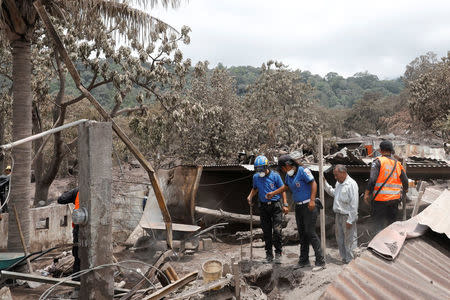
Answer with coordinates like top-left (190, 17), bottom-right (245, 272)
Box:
top-left (308, 180), bottom-right (317, 211)
top-left (266, 185), bottom-right (288, 199)
top-left (57, 188), bottom-right (78, 205)
top-left (266, 172), bottom-right (288, 199)
top-left (347, 182), bottom-right (359, 227)
top-left (281, 191), bottom-right (289, 214)
top-left (323, 177), bottom-right (335, 197)
top-left (400, 169), bottom-right (408, 193)
top-left (364, 159), bottom-right (380, 204)
top-left (247, 188), bottom-right (258, 206)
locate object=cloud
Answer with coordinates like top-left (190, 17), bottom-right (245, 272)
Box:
top-left (149, 0), bottom-right (450, 78)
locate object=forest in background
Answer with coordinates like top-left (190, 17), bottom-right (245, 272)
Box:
top-left (49, 62), bottom-right (404, 110)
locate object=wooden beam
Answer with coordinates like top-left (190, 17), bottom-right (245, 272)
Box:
top-left (12, 205), bottom-right (33, 273)
top-left (195, 206), bottom-right (261, 225)
top-left (411, 181), bottom-right (427, 218)
top-left (318, 135), bottom-right (326, 257)
top-left (0, 270), bottom-right (132, 294)
top-left (33, 0), bottom-right (173, 248)
top-left (190, 166), bottom-right (203, 224)
top-left (142, 271), bottom-right (198, 300)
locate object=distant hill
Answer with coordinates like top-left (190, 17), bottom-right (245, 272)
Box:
top-left (52, 61), bottom-right (404, 109)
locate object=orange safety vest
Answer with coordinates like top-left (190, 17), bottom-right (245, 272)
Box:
top-left (72, 192), bottom-right (79, 228)
top-left (373, 156), bottom-right (404, 201)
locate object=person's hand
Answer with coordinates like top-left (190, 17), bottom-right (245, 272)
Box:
top-left (346, 222), bottom-right (352, 229)
top-left (266, 192), bottom-right (274, 200)
top-left (308, 200), bottom-right (315, 211)
top-left (363, 193), bottom-right (370, 205)
top-left (247, 196), bottom-right (253, 206)
top-left (282, 205), bottom-right (289, 214)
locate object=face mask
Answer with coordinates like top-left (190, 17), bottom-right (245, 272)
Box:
top-left (258, 172), bottom-right (266, 177)
top-left (287, 168), bottom-right (295, 177)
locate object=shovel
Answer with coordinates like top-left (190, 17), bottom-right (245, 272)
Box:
top-left (250, 203), bottom-right (253, 261)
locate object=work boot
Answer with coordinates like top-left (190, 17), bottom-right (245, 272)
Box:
top-left (298, 260), bottom-right (311, 268)
top-left (315, 259), bottom-right (325, 267)
top-left (274, 252), bottom-right (282, 264)
top-left (266, 255), bottom-right (274, 263)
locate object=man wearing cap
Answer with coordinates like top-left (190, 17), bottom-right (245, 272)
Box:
top-left (364, 140), bottom-right (408, 234)
top-left (324, 165), bottom-right (359, 264)
top-left (267, 155), bottom-right (325, 268)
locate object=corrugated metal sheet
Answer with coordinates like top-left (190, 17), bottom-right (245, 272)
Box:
top-left (321, 235), bottom-right (450, 300)
top-left (417, 189), bottom-right (450, 238)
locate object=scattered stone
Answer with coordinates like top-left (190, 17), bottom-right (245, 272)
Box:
top-left (202, 238), bottom-right (213, 251)
top-left (0, 286), bottom-right (12, 300)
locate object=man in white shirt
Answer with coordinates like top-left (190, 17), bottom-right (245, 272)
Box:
top-left (324, 165), bottom-right (359, 264)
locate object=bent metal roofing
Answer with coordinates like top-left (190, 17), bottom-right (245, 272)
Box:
top-left (320, 233), bottom-right (450, 300)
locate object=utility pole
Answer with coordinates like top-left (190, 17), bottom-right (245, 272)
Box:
top-left (318, 135), bottom-right (326, 258)
top-left (78, 121), bottom-right (113, 299)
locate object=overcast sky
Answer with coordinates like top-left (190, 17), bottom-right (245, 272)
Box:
top-left (150, 0), bottom-right (450, 79)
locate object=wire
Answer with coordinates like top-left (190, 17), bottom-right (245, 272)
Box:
top-left (198, 174), bottom-right (253, 187)
top-left (39, 259), bottom-right (169, 300)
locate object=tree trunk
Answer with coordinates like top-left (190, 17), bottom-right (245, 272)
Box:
top-left (0, 113), bottom-right (5, 171)
top-left (8, 38), bottom-right (32, 251)
top-left (33, 54), bottom-right (66, 206)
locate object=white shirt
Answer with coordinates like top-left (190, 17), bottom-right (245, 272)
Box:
top-left (324, 174), bottom-right (359, 224)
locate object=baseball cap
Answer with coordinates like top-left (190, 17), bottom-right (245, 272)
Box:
top-left (379, 140), bottom-right (394, 152)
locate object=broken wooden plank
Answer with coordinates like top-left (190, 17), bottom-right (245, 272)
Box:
top-left (171, 277), bottom-right (232, 300)
top-left (141, 222), bottom-right (200, 232)
top-left (195, 206), bottom-right (261, 225)
top-left (142, 271), bottom-right (198, 300)
top-left (190, 166), bottom-right (203, 224)
top-left (120, 249), bottom-right (174, 300)
top-left (0, 270), bottom-right (131, 294)
top-left (411, 181), bottom-right (427, 218)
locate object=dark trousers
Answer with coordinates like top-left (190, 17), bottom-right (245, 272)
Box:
top-left (259, 202), bottom-right (283, 257)
top-left (373, 199), bottom-right (399, 234)
top-left (295, 203), bottom-right (324, 264)
top-left (72, 225), bottom-right (80, 281)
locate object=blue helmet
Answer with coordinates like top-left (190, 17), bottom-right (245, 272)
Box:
top-left (254, 155), bottom-right (269, 172)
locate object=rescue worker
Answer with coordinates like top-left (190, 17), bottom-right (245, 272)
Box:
top-left (247, 155), bottom-right (288, 263)
top-left (4, 165), bottom-right (11, 176)
top-left (323, 165), bottom-right (359, 264)
top-left (364, 140), bottom-right (408, 234)
top-left (267, 155), bottom-right (325, 268)
top-left (57, 187), bottom-right (80, 279)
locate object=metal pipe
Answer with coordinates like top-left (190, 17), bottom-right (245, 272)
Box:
top-left (0, 119), bottom-right (88, 151)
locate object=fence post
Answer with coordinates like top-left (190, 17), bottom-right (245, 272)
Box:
top-left (78, 121), bottom-right (113, 299)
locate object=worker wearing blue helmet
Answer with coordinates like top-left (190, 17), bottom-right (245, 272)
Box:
top-left (247, 155), bottom-right (288, 263)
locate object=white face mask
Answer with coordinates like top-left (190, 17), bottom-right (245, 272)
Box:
top-left (258, 172), bottom-right (266, 177)
top-left (287, 168), bottom-right (296, 177)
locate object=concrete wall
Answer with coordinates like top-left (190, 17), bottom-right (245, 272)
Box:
top-left (112, 188), bottom-right (146, 242)
top-left (0, 189), bottom-right (149, 251)
top-left (0, 205), bottom-right (73, 252)
top-left (29, 205), bottom-right (73, 252)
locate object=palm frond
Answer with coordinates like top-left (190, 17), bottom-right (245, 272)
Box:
top-left (53, 0), bottom-right (181, 45)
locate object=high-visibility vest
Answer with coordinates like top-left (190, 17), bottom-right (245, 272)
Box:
top-left (72, 192), bottom-right (79, 228)
top-left (373, 156), bottom-right (404, 201)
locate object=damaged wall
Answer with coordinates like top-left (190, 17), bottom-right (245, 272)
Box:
top-left (0, 205), bottom-right (73, 252)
